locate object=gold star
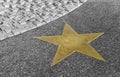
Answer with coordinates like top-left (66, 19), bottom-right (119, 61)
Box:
top-left (36, 24), bottom-right (106, 66)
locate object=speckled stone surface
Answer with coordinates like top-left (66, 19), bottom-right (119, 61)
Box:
top-left (0, 1), bottom-right (120, 77)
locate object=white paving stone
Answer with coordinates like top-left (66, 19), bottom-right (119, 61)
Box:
top-left (0, 0), bottom-right (87, 40)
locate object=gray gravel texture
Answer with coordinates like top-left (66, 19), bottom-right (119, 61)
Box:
top-left (0, 1), bottom-right (120, 77)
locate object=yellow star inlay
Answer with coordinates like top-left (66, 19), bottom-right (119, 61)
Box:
top-left (36, 24), bottom-right (106, 66)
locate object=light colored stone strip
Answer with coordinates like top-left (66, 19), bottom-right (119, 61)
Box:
top-left (0, 0), bottom-right (87, 40)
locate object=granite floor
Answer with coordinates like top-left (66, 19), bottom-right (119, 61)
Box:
top-left (0, 0), bottom-right (120, 77)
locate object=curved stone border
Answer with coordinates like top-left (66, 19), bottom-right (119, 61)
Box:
top-left (0, 0), bottom-right (87, 40)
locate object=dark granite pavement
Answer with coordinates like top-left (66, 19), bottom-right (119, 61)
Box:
top-left (0, 1), bottom-right (120, 77)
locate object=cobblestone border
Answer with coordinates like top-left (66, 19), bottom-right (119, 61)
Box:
top-left (0, 0), bottom-right (87, 40)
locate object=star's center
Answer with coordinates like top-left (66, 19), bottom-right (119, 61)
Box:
top-left (61, 36), bottom-right (85, 48)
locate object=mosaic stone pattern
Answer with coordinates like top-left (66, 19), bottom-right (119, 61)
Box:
top-left (0, 0), bottom-right (87, 40)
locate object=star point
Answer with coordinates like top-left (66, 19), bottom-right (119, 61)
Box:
top-left (36, 24), bottom-right (106, 66)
